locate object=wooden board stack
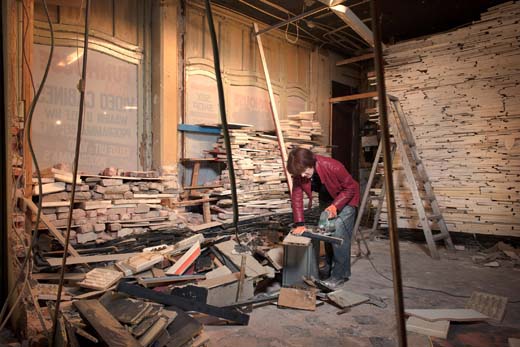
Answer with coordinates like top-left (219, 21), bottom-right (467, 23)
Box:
top-left (208, 125), bottom-right (318, 220)
top-left (280, 111), bottom-right (330, 156)
top-left (375, 2), bottom-right (520, 236)
top-left (33, 166), bottom-right (198, 244)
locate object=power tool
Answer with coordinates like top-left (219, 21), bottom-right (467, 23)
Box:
top-left (317, 210), bottom-right (337, 233)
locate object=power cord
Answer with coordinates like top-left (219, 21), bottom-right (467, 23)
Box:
top-left (335, 215), bottom-right (520, 303)
top-left (0, 0), bottom-right (54, 330)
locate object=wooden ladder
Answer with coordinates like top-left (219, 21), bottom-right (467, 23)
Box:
top-left (354, 95), bottom-right (454, 259)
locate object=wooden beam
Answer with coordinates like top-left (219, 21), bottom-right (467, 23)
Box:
top-left (319, 1), bottom-right (377, 47)
top-left (254, 22), bottom-right (292, 194)
top-left (336, 53), bottom-right (374, 66)
top-left (329, 91), bottom-right (377, 104)
top-left (45, 253), bottom-right (139, 267)
top-left (151, 0), bottom-right (179, 169)
top-left (19, 193), bottom-right (80, 257)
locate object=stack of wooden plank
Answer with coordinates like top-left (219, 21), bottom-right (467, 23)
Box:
top-left (280, 111), bottom-right (329, 156)
top-left (208, 126), bottom-right (292, 218)
top-left (33, 166), bottom-right (198, 244)
top-left (375, 2), bottom-right (520, 236)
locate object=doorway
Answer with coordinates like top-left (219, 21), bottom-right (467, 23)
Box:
top-left (331, 81), bottom-right (360, 181)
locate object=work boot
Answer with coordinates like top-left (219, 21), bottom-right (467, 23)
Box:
top-left (320, 277), bottom-right (346, 289)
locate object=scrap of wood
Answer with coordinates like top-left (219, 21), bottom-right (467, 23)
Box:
top-left (205, 266), bottom-right (232, 279)
top-left (74, 300), bottom-right (141, 347)
top-left (45, 252), bottom-right (140, 266)
top-left (278, 287), bottom-right (316, 311)
top-left (117, 282), bottom-right (250, 325)
top-left (138, 316), bottom-right (168, 346)
top-left (188, 221), bottom-right (222, 232)
top-left (166, 241), bottom-right (201, 275)
top-left (282, 233), bottom-right (311, 246)
top-left (162, 306), bottom-right (203, 347)
top-left (137, 274), bottom-right (205, 288)
top-left (214, 240), bottom-right (268, 278)
top-left (32, 273), bottom-right (86, 281)
top-left (125, 253), bottom-right (164, 273)
top-left (327, 289), bottom-right (369, 308)
top-left (78, 268), bottom-right (123, 291)
top-left (33, 182), bottom-right (66, 195)
top-left (191, 332), bottom-right (210, 347)
top-left (266, 247), bottom-right (283, 271)
top-left (73, 285), bottom-right (117, 300)
top-left (406, 316), bottom-right (450, 339)
top-left (465, 291), bottom-right (508, 322)
top-left (405, 309), bottom-right (489, 322)
top-left (166, 234), bottom-right (205, 255)
top-left (35, 283), bottom-right (71, 301)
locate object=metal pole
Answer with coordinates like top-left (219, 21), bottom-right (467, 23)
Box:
top-left (370, 0), bottom-right (407, 346)
top-left (254, 6), bottom-right (328, 37)
top-left (52, 0), bottom-right (91, 345)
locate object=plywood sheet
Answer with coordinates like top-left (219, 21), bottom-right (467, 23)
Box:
top-left (406, 316), bottom-right (450, 339)
top-left (405, 309), bottom-right (489, 322)
top-left (278, 287), bottom-right (316, 311)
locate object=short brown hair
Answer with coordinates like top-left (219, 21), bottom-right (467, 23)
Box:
top-left (287, 148), bottom-right (316, 175)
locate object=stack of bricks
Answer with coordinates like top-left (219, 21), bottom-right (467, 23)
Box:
top-left (33, 166), bottom-right (190, 244)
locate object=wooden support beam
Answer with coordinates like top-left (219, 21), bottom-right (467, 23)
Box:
top-left (336, 53), bottom-right (374, 66)
top-left (330, 4), bottom-right (375, 47)
top-left (19, 193), bottom-right (80, 257)
top-left (254, 22), bottom-right (292, 194)
top-left (329, 91), bottom-right (377, 104)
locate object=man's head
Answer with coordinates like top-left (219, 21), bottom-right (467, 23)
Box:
top-left (287, 148), bottom-right (316, 179)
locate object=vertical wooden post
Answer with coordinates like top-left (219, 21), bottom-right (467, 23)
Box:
top-left (253, 23), bottom-right (292, 194)
top-left (151, 0), bottom-right (180, 170)
top-left (22, 0), bottom-right (33, 198)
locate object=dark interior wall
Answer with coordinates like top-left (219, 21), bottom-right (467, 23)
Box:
top-left (331, 81), bottom-right (360, 181)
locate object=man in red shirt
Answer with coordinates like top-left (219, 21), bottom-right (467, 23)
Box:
top-left (287, 148), bottom-right (359, 288)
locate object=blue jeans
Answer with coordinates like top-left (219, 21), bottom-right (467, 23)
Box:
top-left (324, 205), bottom-right (356, 279)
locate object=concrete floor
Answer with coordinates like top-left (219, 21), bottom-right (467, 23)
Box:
top-left (204, 238), bottom-right (520, 347)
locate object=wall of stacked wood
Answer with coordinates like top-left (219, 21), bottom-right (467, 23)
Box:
top-left (381, 2), bottom-right (520, 236)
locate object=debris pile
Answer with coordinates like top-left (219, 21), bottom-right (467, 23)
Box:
top-left (29, 211), bottom-right (335, 346)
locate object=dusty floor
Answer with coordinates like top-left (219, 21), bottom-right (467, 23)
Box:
top-left (204, 238), bottom-right (520, 347)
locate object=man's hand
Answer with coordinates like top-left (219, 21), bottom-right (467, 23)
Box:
top-left (291, 226), bottom-right (306, 235)
top-left (325, 204), bottom-right (338, 218)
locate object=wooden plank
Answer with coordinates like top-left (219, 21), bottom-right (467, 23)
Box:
top-left (20, 194), bottom-right (80, 257)
top-left (163, 306), bottom-right (203, 347)
top-left (336, 53), bottom-right (375, 66)
top-left (117, 282), bottom-right (250, 325)
top-left (214, 240), bottom-right (268, 278)
top-left (329, 91), bottom-right (378, 104)
top-left (188, 221), bottom-right (221, 232)
top-left (282, 233), bottom-right (311, 246)
top-left (327, 289), bottom-right (369, 308)
top-left (78, 268), bottom-right (123, 291)
top-left (278, 288), bottom-right (316, 311)
top-left (74, 300), bottom-right (141, 347)
top-left (254, 22), bottom-right (292, 194)
top-left (327, 3), bottom-right (376, 47)
top-left (166, 241), bottom-right (201, 275)
top-left (406, 316), bottom-right (450, 339)
top-left (405, 309), bottom-right (489, 322)
top-left (138, 274), bottom-right (206, 288)
top-left (45, 253), bottom-right (139, 267)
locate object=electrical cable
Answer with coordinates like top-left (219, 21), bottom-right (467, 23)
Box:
top-left (0, 0), bottom-right (54, 329)
top-left (51, 0), bottom-right (91, 344)
top-left (204, 0), bottom-right (242, 248)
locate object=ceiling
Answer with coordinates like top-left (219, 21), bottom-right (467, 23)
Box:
top-left (212, 0), bottom-right (510, 57)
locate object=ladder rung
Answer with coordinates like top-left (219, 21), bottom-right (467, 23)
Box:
top-left (433, 233), bottom-right (448, 241)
